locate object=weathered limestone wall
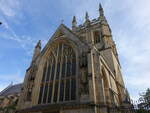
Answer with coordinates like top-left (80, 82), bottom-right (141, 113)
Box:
top-left (61, 108), bottom-right (95, 113)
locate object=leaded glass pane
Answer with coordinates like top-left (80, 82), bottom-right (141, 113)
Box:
top-left (53, 82), bottom-right (58, 102)
top-left (51, 63), bottom-right (55, 81)
top-left (38, 85), bottom-right (43, 104)
top-left (56, 63), bottom-right (60, 80)
top-left (42, 64), bottom-right (47, 82)
top-left (48, 83), bottom-right (53, 103)
top-left (71, 79), bottom-right (76, 100)
top-left (65, 79), bottom-right (70, 101)
top-left (61, 62), bottom-right (66, 78)
top-left (43, 84), bottom-right (48, 103)
top-left (72, 58), bottom-right (76, 76)
top-left (59, 80), bottom-right (64, 101)
top-left (46, 64), bottom-right (51, 81)
top-left (66, 62), bottom-right (71, 77)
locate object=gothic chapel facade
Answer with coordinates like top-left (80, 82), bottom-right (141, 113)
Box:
top-left (17, 4), bottom-right (130, 113)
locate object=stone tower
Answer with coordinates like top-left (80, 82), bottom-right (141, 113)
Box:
top-left (17, 4), bottom-right (130, 113)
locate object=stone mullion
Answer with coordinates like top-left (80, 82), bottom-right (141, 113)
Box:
top-left (46, 59), bottom-right (53, 103)
top-left (51, 45), bottom-right (59, 103)
top-left (63, 55), bottom-right (67, 101)
top-left (93, 50), bottom-right (107, 113)
top-left (57, 44), bottom-right (64, 102)
top-left (48, 58), bottom-right (53, 82)
top-left (69, 54), bottom-right (73, 100)
top-left (99, 57), bottom-right (106, 104)
top-left (101, 78), bottom-right (106, 104)
top-left (90, 51), bottom-right (96, 103)
top-left (76, 53), bottom-right (79, 101)
top-left (91, 50), bottom-right (100, 113)
top-left (41, 61), bottom-right (49, 104)
top-left (45, 61), bottom-right (50, 103)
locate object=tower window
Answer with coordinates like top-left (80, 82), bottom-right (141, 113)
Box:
top-left (94, 31), bottom-right (101, 44)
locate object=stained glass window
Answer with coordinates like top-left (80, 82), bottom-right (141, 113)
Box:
top-left (38, 43), bottom-right (77, 104)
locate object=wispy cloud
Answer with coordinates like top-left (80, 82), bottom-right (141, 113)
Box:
top-left (0, 0), bottom-right (21, 17)
top-left (0, 22), bottom-right (36, 55)
top-left (0, 13), bottom-right (37, 56)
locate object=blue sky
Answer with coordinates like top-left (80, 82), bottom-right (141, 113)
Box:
top-left (0, 0), bottom-right (150, 100)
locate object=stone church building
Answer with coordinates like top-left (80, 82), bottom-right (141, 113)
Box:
top-left (17, 4), bottom-right (131, 113)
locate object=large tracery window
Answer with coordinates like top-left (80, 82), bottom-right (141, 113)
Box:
top-left (38, 43), bottom-right (77, 104)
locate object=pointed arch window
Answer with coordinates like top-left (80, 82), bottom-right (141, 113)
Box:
top-left (38, 43), bottom-right (77, 104)
top-left (93, 31), bottom-right (101, 44)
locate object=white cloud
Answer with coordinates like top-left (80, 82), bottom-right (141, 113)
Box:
top-left (129, 0), bottom-right (150, 29)
top-left (0, 0), bottom-right (21, 17)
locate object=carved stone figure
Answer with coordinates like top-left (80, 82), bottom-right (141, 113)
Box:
top-left (80, 52), bottom-right (87, 68)
top-left (80, 69), bottom-right (89, 95)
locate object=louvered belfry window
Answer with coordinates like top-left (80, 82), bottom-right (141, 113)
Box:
top-left (38, 43), bottom-right (77, 104)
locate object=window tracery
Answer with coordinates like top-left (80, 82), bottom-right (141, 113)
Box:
top-left (38, 43), bottom-right (77, 104)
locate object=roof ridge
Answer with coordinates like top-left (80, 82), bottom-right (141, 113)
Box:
top-left (0, 84), bottom-right (13, 96)
top-left (0, 83), bottom-right (22, 96)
